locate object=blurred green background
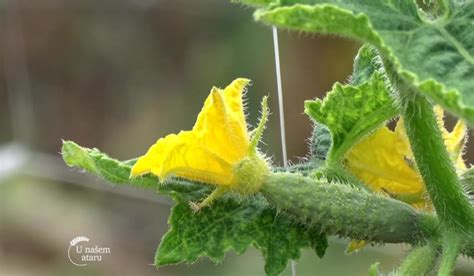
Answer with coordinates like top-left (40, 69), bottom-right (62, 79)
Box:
top-left (0, 0), bottom-right (472, 275)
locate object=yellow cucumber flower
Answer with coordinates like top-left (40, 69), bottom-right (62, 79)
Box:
top-left (345, 107), bottom-right (467, 208)
top-left (344, 107), bottom-right (467, 253)
top-left (130, 78), bottom-right (270, 209)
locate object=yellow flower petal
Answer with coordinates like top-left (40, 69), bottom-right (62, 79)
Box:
top-left (442, 121), bottom-right (467, 171)
top-left (432, 106), bottom-right (467, 170)
top-left (345, 126), bottom-right (424, 197)
top-left (192, 80), bottom-right (250, 165)
top-left (131, 78), bottom-right (252, 186)
top-left (345, 106), bottom-right (467, 207)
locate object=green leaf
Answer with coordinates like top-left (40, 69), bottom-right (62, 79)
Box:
top-left (158, 196), bottom-right (327, 276)
top-left (307, 226), bottom-right (329, 258)
top-left (304, 45), bottom-right (398, 164)
top-left (61, 141), bottom-right (328, 276)
top-left (308, 117), bottom-right (368, 188)
top-left (242, 0), bottom-right (474, 125)
top-left (62, 140), bottom-right (159, 190)
top-left (62, 140), bottom-right (210, 198)
top-left (350, 44), bottom-right (380, 86)
top-left (309, 122), bottom-right (332, 162)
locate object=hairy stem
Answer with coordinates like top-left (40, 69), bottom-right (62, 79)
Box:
top-left (438, 233), bottom-right (461, 276)
top-left (398, 243), bottom-right (437, 276)
top-left (388, 64), bottom-right (474, 235)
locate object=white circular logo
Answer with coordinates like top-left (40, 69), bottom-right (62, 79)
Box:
top-left (67, 236), bottom-right (110, 266)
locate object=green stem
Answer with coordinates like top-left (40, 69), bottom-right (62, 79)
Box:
top-left (389, 66), bottom-right (473, 235)
top-left (262, 172), bottom-right (438, 244)
top-left (189, 186), bottom-right (227, 212)
top-left (398, 243), bottom-right (437, 276)
top-left (438, 234), bottom-right (461, 276)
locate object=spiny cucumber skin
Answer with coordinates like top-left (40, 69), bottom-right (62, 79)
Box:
top-left (262, 172), bottom-right (434, 244)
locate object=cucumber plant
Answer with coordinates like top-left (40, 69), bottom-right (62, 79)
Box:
top-left (62, 1), bottom-right (474, 275)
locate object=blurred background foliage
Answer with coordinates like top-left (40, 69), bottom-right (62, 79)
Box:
top-left (0, 0), bottom-right (472, 275)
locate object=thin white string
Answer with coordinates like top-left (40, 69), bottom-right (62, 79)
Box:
top-left (272, 26), bottom-right (288, 168)
top-left (272, 26), bottom-right (295, 276)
